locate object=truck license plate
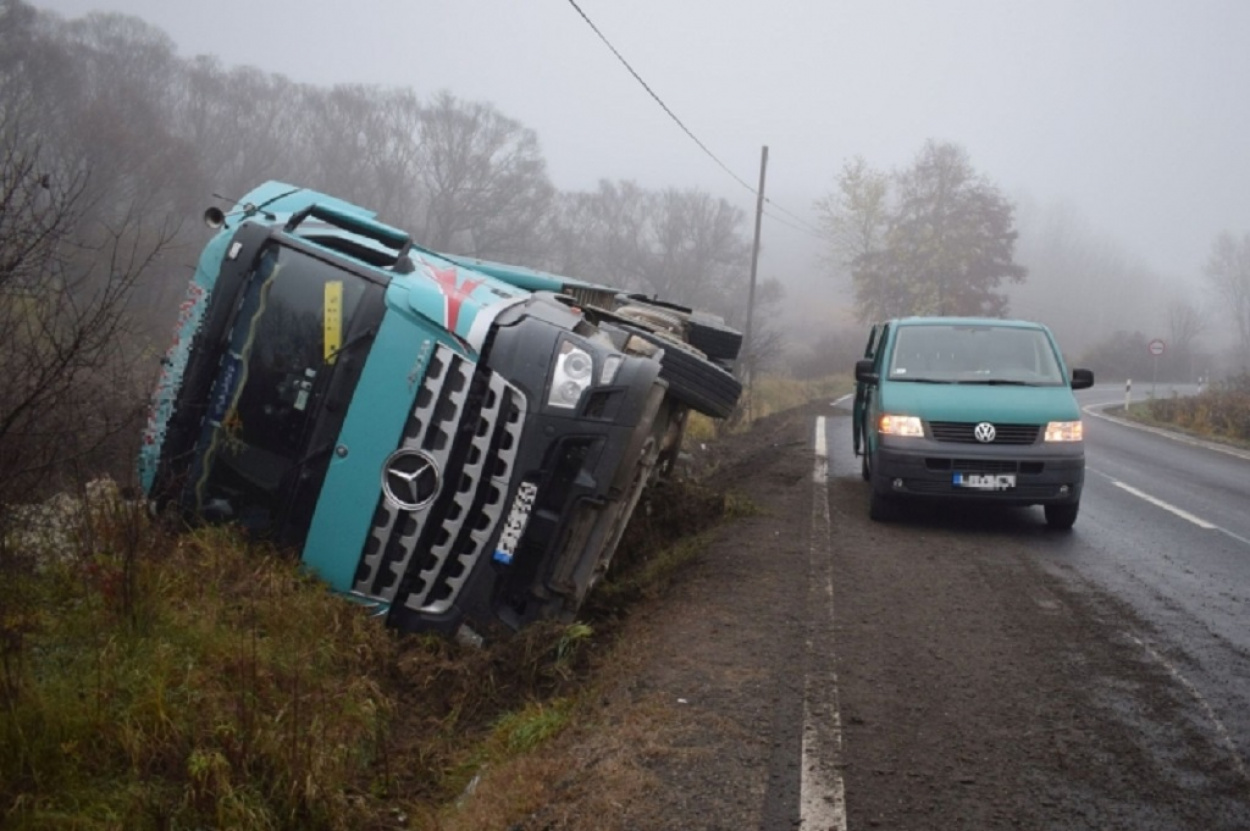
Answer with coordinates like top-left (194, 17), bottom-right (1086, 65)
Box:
top-left (494, 482), bottom-right (539, 564)
top-left (953, 472), bottom-right (1016, 491)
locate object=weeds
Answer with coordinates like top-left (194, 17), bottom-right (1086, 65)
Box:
top-left (685, 373), bottom-right (851, 443)
top-left (1, 492), bottom-right (397, 829)
top-left (1137, 374), bottom-right (1250, 447)
top-left (1, 384), bottom-right (759, 829)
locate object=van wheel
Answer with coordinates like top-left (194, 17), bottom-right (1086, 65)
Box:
top-left (869, 489), bottom-right (897, 522)
top-left (1044, 502), bottom-right (1079, 530)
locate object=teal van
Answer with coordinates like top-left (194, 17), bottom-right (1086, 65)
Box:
top-left (852, 317), bottom-right (1094, 529)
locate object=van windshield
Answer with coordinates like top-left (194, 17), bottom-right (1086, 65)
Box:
top-left (888, 324), bottom-right (1066, 386)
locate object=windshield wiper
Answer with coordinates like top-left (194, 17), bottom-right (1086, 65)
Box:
top-left (281, 326), bottom-right (378, 482)
top-left (893, 377), bottom-right (954, 384)
top-left (956, 378), bottom-right (1036, 386)
top-left (275, 326), bottom-right (378, 536)
top-left (324, 326), bottom-right (378, 367)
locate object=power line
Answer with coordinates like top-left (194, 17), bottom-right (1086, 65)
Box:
top-left (564, 0), bottom-right (826, 241)
top-left (764, 205), bottom-right (826, 239)
top-left (765, 198), bottom-right (826, 238)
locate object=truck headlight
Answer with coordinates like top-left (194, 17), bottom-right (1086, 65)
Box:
top-left (547, 341), bottom-right (594, 409)
top-left (879, 414), bottom-right (924, 437)
top-left (1044, 420), bottom-right (1083, 442)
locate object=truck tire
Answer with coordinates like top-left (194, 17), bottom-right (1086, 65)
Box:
top-left (687, 312), bottom-right (743, 363)
top-left (616, 297), bottom-right (743, 364)
top-left (624, 326), bottom-right (742, 419)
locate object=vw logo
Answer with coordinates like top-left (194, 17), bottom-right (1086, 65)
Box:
top-left (381, 449), bottom-right (440, 511)
top-left (974, 422), bottom-right (997, 443)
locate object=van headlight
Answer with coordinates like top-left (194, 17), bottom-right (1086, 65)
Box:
top-left (878, 414), bottom-right (924, 437)
top-left (1044, 420), bottom-right (1083, 442)
top-left (547, 340), bottom-right (595, 409)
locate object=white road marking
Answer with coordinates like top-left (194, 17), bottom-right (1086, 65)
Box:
top-left (832, 393), bottom-right (854, 408)
top-left (813, 418), bottom-right (828, 471)
top-left (1088, 467), bottom-right (1250, 549)
top-left (801, 416), bottom-right (848, 831)
top-left (1110, 481), bottom-right (1216, 529)
top-left (1129, 634), bottom-right (1250, 785)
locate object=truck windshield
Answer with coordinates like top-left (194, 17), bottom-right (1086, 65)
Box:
top-left (888, 324), bottom-right (1065, 386)
top-left (189, 242), bottom-right (379, 533)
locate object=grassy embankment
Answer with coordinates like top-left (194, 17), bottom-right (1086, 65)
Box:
top-left (0, 373), bottom-right (849, 830)
top-left (1121, 374), bottom-right (1250, 449)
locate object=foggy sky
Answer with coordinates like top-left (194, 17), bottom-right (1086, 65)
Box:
top-left (29, 0), bottom-right (1250, 292)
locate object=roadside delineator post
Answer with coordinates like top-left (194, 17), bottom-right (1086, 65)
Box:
top-left (1125, 378), bottom-right (1132, 413)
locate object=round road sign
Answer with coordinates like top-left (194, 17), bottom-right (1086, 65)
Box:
top-left (1148, 338), bottom-right (1165, 356)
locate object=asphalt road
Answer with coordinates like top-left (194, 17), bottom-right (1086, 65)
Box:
top-left (510, 393), bottom-right (1250, 830)
top-left (1070, 385), bottom-right (1250, 781)
top-left (802, 386), bottom-right (1250, 830)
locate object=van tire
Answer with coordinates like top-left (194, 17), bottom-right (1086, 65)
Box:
top-left (1044, 502), bottom-right (1079, 530)
top-left (869, 489), bottom-right (897, 522)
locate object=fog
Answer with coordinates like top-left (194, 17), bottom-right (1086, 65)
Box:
top-left (27, 0), bottom-right (1250, 355)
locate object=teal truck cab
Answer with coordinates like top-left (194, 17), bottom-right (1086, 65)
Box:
top-left (139, 182), bottom-right (741, 640)
top-left (852, 317), bottom-right (1094, 529)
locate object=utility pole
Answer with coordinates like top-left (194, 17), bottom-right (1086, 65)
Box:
top-left (741, 145), bottom-right (768, 407)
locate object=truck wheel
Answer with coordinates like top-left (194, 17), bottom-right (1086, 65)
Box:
top-left (616, 298), bottom-right (743, 363)
top-left (687, 312), bottom-right (743, 363)
top-left (624, 327), bottom-right (742, 419)
top-left (1044, 502), bottom-right (1079, 530)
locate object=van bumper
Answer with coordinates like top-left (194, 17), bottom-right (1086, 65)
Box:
top-left (872, 438), bottom-right (1084, 506)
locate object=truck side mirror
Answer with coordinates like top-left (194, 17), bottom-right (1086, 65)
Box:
top-left (855, 358), bottom-right (879, 385)
top-left (1071, 368), bottom-right (1094, 390)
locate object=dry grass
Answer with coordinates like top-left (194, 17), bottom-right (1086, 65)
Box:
top-left (686, 372), bottom-right (850, 443)
top-left (0, 484), bottom-right (622, 830)
top-left (0, 451), bottom-right (745, 830)
top-left (1127, 374), bottom-right (1250, 448)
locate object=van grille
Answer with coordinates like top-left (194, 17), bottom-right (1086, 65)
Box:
top-left (929, 421), bottom-right (1039, 445)
top-left (352, 343), bottom-right (526, 614)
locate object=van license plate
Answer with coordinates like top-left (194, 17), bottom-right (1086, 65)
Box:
top-left (953, 473), bottom-right (1016, 491)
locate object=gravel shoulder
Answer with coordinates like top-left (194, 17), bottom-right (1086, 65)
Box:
top-left (505, 401), bottom-right (1250, 830)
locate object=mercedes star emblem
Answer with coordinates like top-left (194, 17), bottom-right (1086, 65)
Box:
top-left (973, 422), bottom-right (997, 443)
top-left (381, 449), bottom-right (440, 511)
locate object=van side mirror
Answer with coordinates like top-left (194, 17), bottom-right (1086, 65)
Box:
top-left (855, 358), bottom-right (879, 384)
top-left (1071, 368), bottom-right (1094, 390)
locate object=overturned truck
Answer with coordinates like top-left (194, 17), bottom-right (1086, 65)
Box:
top-left (139, 182), bottom-right (742, 641)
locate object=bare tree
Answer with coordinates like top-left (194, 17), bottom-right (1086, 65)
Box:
top-left (1203, 230), bottom-right (1250, 369)
top-left (1166, 298), bottom-right (1205, 380)
top-left (414, 91), bottom-right (555, 261)
top-left (541, 180), bottom-right (750, 317)
top-left (0, 100), bottom-right (176, 504)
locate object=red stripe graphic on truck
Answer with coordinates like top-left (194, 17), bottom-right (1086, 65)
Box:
top-left (425, 263), bottom-right (484, 333)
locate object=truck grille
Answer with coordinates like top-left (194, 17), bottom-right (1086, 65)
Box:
top-left (929, 421), bottom-right (1040, 445)
top-left (352, 343), bottom-right (526, 614)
